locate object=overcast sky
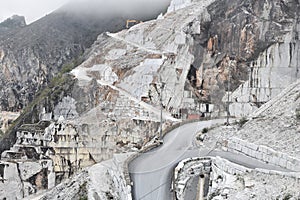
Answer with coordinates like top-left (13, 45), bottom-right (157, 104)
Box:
top-left (0, 0), bottom-right (171, 24)
top-left (0, 0), bottom-right (70, 24)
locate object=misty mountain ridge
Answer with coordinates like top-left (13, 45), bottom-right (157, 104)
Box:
top-left (0, 15), bottom-right (26, 28)
top-left (57, 0), bottom-right (171, 17)
top-left (0, 0), bottom-right (171, 113)
top-left (0, 15), bottom-right (26, 36)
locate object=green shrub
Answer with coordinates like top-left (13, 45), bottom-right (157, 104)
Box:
top-left (202, 127), bottom-right (209, 133)
top-left (60, 56), bottom-right (84, 74)
top-left (238, 117), bottom-right (248, 127)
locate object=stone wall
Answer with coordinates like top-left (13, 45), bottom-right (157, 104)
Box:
top-left (108, 153), bottom-right (134, 200)
top-left (173, 157), bottom-right (212, 200)
top-left (212, 156), bottom-right (300, 178)
top-left (210, 156), bottom-right (300, 199)
top-left (222, 137), bottom-right (300, 171)
top-left (212, 156), bottom-right (251, 175)
top-left (174, 155), bottom-right (300, 200)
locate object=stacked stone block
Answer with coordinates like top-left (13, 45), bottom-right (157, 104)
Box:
top-left (223, 137), bottom-right (300, 171)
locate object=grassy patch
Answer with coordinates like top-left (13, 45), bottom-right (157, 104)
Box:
top-left (60, 56), bottom-right (84, 74)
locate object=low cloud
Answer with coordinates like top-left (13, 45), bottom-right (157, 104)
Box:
top-left (0, 0), bottom-right (69, 23)
top-left (0, 0), bottom-right (172, 24)
top-left (59, 0), bottom-right (172, 18)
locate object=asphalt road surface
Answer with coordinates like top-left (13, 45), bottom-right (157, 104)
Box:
top-left (129, 120), bottom-right (291, 200)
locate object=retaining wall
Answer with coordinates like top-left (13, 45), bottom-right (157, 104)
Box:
top-left (223, 137), bottom-right (300, 171)
top-left (213, 156), bottom-right (300, 179)
top-left (108, 153), bottom-right (134, 200)
top-left (212, 156), bottom-right (251, 175)
top-left (173, 157), bottom-right (211, 200)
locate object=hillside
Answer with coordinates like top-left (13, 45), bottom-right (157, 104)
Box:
top-left (205, 79), bottom-right (300, 159)
top-left (238, 80), bottom-right (300, 158)
top-left (0, 0), bottom-right (299, 199)
top-left (0, 0), bottom-right (170, 113)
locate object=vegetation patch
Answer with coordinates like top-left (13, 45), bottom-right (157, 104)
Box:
top-left (237, 117), bottom-right (248, 127)
top-left (202, 127), bottom-right (209, 133)
top-left (78, 181), bottom-right (88, 200)
top-left (295, 108), bottom-right (300, 120)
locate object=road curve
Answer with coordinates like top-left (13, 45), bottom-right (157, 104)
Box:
top-left (129, 120), bottom-right (291, 200)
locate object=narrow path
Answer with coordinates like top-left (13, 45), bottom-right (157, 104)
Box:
top-left (106, 32), bottom-right (164, 55)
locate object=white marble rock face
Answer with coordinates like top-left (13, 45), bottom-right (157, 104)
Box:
top-left (228, 40), bottom-right (300, 117)
top-left (1, 0), bottom-right (299, 198)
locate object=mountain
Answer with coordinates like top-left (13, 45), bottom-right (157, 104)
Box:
top-left (0, 0), bottom-right (299, 199)
top-left (0, 0), bottom-right (171, 113)
top-left (0, 15), bottom-right (26, 35)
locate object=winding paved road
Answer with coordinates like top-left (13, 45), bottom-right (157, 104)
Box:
top-left (129, 119), bottom-right (291, 200)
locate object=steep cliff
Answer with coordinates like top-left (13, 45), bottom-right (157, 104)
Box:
top-left (195, 0), bottom-right (300, 116)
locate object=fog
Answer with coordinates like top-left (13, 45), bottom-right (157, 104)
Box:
top-left (0, 0), bottom-right (69, 24)
top-left (0, 0), bottom-right (172, 24)
top-left (58, 0), bottom-right (172, 18)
